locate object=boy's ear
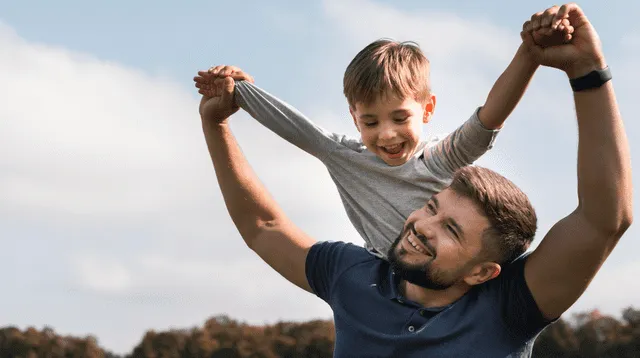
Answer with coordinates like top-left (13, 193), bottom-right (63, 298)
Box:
top-left (423, 94), bottom-right (437, 124)
top-left (350, 107), bottom-right (361, 132)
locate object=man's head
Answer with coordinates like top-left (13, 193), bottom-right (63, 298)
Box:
top-left (344, 39), bottom-right (436, 166)
top-left (388, 166), bottom-right (537, 290)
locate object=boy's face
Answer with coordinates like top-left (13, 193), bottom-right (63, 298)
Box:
top-left (350, 92), bottom-right (436, 166)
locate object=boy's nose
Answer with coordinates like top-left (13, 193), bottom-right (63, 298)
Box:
top-left (378, 126), bottom-right (397, 141)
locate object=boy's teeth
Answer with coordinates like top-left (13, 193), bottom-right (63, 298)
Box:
top-left (384, 143), bottom-right (403, 154)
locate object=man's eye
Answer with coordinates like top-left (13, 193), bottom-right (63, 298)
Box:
top-left (364, 122), bottom-right (377, 127)
top-left (394, 117), bottom-right (409, 123)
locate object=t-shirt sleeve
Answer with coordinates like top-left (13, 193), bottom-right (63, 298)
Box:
top-left (305, 241), bottom-right (371, 302)
top-left (234, 81), bottom-right (343, 160)
top-left (422, 107), bottom-right (499, 177)
top-left (495, 255), bottom-right (555, 339)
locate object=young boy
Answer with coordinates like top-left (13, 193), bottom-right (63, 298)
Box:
top-left (195, 28), bottom-right (571, 259)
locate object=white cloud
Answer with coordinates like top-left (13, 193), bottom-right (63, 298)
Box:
top-left (73, 256), bottom-right (132, 293)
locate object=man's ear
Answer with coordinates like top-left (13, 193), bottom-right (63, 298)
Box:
top-left (423, 94), bottom-right (437, 124)
top-left (463, 261), bottom-right (501, 286)
top-left (350, 107), bottom-right (360, 132)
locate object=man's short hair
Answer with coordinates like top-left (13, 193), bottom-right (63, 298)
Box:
top-left (449, 166), bottom-right (538, 264)
top-left (343, 39), bottom-right (431, 108)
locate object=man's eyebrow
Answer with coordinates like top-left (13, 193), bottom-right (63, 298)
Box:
top-left (359, 114), bottom-right (377, 119)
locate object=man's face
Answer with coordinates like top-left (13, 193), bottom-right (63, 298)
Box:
top-left (350, 92), bottom-right (436, 166)
top-left (388, 188), bottom-right (492, 290)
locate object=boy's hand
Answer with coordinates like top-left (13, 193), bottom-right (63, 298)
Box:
top-left (195, 65), bottom-right (254, 124)
top-left (523, 6), bottom-right (575, 48)
top-left (194, 65), bottom-right (255, 97)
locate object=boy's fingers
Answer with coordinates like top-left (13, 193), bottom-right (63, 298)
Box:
top-left (541, 5), bottom-right (560, 28)
top-left (208, 65), bottom-right (225, 76)
top-left (530, 11), bottom-right (543, 30)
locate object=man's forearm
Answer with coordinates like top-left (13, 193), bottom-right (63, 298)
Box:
top-left (574, 78), bottom-right (633, 234)
top-left (479, 44), bottom-right (538, 129)
top-left (202, 119), bottom-right (284, 244)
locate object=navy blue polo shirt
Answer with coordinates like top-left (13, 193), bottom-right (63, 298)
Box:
top-left (305, 241), bottom-right (552, 358)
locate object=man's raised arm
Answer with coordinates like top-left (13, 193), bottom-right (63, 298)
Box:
top-left (199, 75), bottom-right (316, 292)
top-left (522, 3), bottom-right (633, 321)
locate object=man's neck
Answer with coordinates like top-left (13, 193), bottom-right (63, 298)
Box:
top-left (400, 280), bottom-right (471, 308)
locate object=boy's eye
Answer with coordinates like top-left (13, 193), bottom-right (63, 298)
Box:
top-left (364, 122), bottom-right (377, 127)
top-left (394, 117), bottom-right (409, 123)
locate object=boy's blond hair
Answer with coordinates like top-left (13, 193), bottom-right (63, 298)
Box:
top-left (343, 39), bottom-right (431, 108)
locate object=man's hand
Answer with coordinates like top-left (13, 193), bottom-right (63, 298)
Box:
top-left (194, 65), bottom-right (255, 125)
top-left (521, 3), bottom-right (606, 78)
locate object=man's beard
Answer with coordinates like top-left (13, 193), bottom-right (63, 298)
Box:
top-left (387, 225), bottom-right (455, 290)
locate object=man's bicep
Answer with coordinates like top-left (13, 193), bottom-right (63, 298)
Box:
top-left (525, 210), bottom-right (621, 320)
top-left (250, 222), bottom-right (316, 293)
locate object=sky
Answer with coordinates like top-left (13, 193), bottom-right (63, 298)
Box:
top-left (1, 0), bottom-right (639, 354)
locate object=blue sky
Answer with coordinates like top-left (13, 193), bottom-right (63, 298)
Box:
top-left (1, 0), bottom-right (639, 354)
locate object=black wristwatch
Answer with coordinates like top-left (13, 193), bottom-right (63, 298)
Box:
top-left (569, 66), bottom-right (612, 92)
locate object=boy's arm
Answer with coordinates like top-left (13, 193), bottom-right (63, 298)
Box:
top-left (479, 18), bottom-right (573, 129)
top-left (477, 43), bottom-right (538, 130)
top-left (196, 66), bottom-right (344, 160)
top-left (423, 45), bottom-right (536, 177)
top-left (423, 28), bottom-right (571, 177)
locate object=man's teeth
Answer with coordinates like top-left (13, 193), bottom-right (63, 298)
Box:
top-left (407, 236), bottom-right (427, 254)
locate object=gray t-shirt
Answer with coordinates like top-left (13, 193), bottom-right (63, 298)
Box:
top-left (235, 81), bottom-right (499, 258)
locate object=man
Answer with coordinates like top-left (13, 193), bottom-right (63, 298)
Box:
top-left (198, 4), bottom-right (632, 357)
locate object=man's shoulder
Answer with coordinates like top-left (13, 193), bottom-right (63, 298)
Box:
top-left (305, 241), bottom-right (382, 301)
top-left (309, 241), bottom-right (378, 265)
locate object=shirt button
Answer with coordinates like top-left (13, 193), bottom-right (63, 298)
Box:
top-left (408, 326), bottom-right (415, 332)
top-left (420, 310), bottom-right (425, 316)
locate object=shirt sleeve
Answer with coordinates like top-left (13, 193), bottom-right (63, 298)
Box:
top-left (305, 241), bottom-right (372, 302)
top-left (422, 107), bottom-right (499, 177)
top-left (234, 81), bottom-right (343, 160)
top-left (495, 255), bottom-right (555, 339)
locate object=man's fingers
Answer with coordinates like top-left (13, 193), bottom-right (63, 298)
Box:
top-left (219, 77), bottom-right (236, 107)
top-left (557, 2), bottom-right (581, 20)
top-left (194, 75), bottom-right (210, 83)
top-left (560, 19), bottom-right (574, 35)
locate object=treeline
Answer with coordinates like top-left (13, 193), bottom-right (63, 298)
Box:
top-left (1, 307), bottom-right (638, 357)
